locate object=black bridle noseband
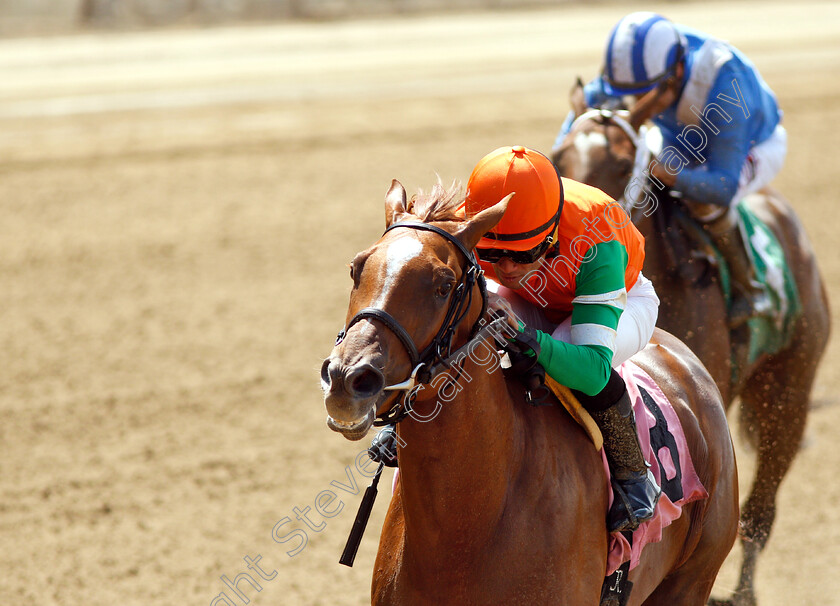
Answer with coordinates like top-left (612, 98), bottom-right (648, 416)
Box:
top-left (334, 221), bottom-right (493, 426)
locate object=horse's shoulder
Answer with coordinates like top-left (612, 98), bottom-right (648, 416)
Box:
top-left (508, 378), bottom-right (608, 478)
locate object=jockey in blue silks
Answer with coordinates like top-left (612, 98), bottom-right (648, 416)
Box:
top-left (555, 12), bottom-right (785, 325)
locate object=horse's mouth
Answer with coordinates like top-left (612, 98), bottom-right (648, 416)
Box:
top-left (326, 407), bottom-right (376, 441)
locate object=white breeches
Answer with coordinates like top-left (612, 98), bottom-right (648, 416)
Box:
top-left (731, 124), bottom-right (787, 204)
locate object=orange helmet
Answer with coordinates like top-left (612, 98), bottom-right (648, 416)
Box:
top-left (465, 145), bottom-right (564, 253)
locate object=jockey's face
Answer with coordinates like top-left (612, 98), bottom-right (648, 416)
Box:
top-left (491, 255), bottom-right (545, 290)
top-left (631, 61), bottom-right (684, 116)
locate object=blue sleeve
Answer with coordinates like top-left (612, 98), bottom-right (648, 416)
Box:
top-left (583, 77), bottom-right (613, 108)
top-left (672, 121), bottom-right (749, 207)
top-left (672, 65), bottom-right (754, 207)
top-left (552, 110), bottom-right (577, 152)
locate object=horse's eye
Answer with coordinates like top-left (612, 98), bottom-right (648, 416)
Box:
top-left (349, 262), bottom-right (360, 288)
top-left (349, 254), bottom-right (368, 286)
top-left (436, 282), bottom-right (453, 298)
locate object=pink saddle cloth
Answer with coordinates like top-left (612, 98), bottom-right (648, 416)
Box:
top-left (605, 360), bottom-right (708, 575)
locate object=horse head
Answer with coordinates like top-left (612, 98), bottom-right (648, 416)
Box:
top-left (552, 80), bottom-right (659, 210)
top-left (320, 179), bottom-right (509, 440)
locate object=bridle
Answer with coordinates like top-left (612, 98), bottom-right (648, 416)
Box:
top-left (334, 220), bottom-right (512, 568)
top-left (334, 221), bottom-right (504, 426)
top-left (568, 108), bottom-right (652, 216)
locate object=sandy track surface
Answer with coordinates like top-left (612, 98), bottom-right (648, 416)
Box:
top-left (2, 1), bottom-right (839, 604)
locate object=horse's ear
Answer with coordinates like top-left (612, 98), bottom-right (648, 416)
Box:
top-left (457, 193), bottom-right (514, 251)
top-left (385, 179), bottom-right (408, 228)
top-left (570, 77), bottom-right (587, 117)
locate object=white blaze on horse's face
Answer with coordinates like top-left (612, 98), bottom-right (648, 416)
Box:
top-left (372, 234), bottom-right (423, 308)
top-left (574, 130), bottom-right (609, 181)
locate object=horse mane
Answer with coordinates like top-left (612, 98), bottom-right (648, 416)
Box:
top-left (407, 179), bottom-right (465, 223)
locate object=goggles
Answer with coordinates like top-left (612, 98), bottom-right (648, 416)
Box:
top-left (603, 41), bottom-right (684, 97)
top-left (476, 236), bottom-right (555, 265)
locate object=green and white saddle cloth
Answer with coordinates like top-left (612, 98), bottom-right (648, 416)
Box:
top-left (727, 197), bottom-right (802, 365)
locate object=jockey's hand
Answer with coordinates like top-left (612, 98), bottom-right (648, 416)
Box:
top-left (649, 158), bottom-right (678, 188)
top-left (487, 292), bottom-right (521, 333)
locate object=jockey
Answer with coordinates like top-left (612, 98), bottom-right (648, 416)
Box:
top-left (555, 12), bottom-right (784, 326)
top-left (466, 145), bottom-right (661, 532)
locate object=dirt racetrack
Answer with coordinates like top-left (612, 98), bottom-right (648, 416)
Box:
top-left (2, 1), bottom-right (839, 604)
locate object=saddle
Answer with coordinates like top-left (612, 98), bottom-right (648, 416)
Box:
top-left (651, 190), bottom-right (801, 367)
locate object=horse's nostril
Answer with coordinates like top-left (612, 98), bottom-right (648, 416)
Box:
top-left (345, 365), bottom-right (384, 398)
top-left (352, 372), bottom-right (381, 395)
top-left (320, 358), bottom-right (332, 387)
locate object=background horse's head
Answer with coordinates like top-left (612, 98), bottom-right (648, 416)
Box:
top-left (551, 80), bottom-right (655, 203)
top-left (320, 180), bottom-right (508, 440)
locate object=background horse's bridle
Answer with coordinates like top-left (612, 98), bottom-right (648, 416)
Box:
top-left (334, 221), bottom-right (496, 425)
top-left (568, 108), bottom-right (653, 216)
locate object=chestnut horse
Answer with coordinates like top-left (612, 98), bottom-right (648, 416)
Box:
top-left (321, 180), bottom-right (738, 605)
top-left (551, 86), bottom-right (831, 606)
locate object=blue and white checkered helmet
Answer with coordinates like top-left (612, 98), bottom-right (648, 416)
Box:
top-left (601, 12), bottom-right (687, 96)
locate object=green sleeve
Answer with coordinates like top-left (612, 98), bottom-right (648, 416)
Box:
top-left (532, 240), bottom-right (629, 396)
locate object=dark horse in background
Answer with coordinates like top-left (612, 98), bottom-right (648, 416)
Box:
top-left (321, 181), bottom-right (738, 604)
top-left (552, 82), bottom-right (831, 606)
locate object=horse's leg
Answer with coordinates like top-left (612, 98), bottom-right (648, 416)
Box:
top-left (726, 346), bottom-right (820, 606)
top-left (714, 190), bottom-right (831, 606)
top-left (641, 567), bottom-right (717, 606)
top-left (639, 458), bottom-right (739, 606)
top-left (639, 507), bottom-right (738, 606)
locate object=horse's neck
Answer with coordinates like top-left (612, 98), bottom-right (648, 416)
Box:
top-left (395, 355), bottom-right (521, 548)
top-left (389, 353), bottom-right (609, 592)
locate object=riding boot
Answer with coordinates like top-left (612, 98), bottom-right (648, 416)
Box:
top-left (701, 207), bottom-right (772, 328)
top-left (589, 389), bottom-right (661, 533)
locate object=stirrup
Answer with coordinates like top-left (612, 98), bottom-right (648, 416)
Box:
top-left (729, 289), bottom-right (773, 328)
top-left (608, 469), bottom-right (661, 533)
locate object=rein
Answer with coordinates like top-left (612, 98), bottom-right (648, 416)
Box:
top-left (334, 221), bottom-right (491, 426)
top-left (569, 108), bottom-right (652, 215)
